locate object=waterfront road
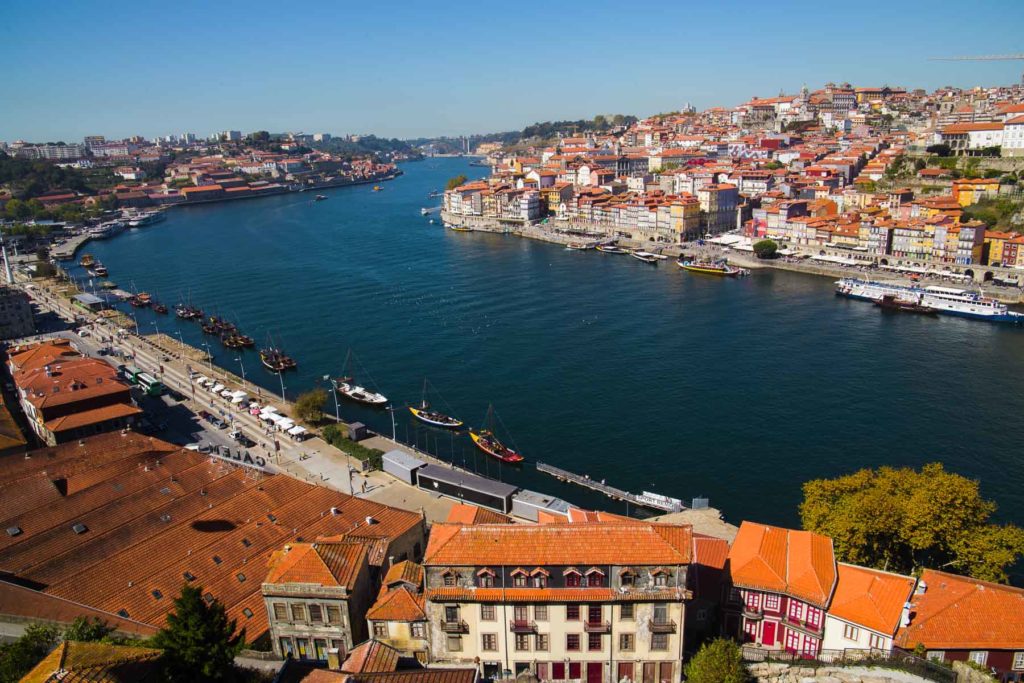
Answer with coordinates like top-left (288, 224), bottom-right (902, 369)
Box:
top-left (20, 282), bottom-right (457, 522)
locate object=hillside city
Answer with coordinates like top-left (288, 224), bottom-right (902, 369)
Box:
top-left (0, 80), bottom-right (1023, 683)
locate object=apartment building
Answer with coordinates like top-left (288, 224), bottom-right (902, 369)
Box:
top-left (0, 286), bottom-right (35, 339)
top-left (423, 520), bottom-right (692, 683)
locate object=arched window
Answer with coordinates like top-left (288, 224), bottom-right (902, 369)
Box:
top-left (476, 568), bottom-right (495, 588)
top-left (510, 568), bottom-right (529, 588)
top-left (563, 567), bottom-right (582, 588)
top-left (585, 568), bottom-right (606, 588)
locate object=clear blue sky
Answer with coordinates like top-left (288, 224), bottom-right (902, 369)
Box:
top-left (3, 0), bottom-right (1023, 142)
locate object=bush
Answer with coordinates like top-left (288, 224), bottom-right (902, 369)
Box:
top-left (0, 624), bottom-right (61, 681)
top-left (322, 424), bottom-right (384, 470)
top-left (753, 239), bottom-right (778, 259)
top-left (684, 638), bottom-right (749, 683)
top-left (293, 388), bottom-right (327, 424)
top-left (926, 143), bottom-right (952, 157)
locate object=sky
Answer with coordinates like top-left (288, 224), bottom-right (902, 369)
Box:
top-left (3, 0), bottom-right (1024, 142)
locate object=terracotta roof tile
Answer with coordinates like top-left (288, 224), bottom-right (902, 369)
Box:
top-left (894, 569), bottom-right (1024, 650)
top-left (367, 586), bottom-right (426, 622)
top-left (342, 640), bottom-right (401, 673)
top-left (829, 563), bottom-right (916, 635)
top-left (21, 641), bottom-right (162, 683)
top-left (727, 522), bottom-right (836, 607)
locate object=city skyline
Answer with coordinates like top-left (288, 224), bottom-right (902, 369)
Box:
top-left (2, 0), bottom-right (1023, 142)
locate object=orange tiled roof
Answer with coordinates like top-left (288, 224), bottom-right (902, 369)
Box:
top-left (894, 569), bottom-right (1024, 650)
top-left (367, 586), bottom-right (426, 622)
top-left (342, 640), bottom-right (401, 674)
top-left (829, 563), bottom-right (916, 635)
top-left (445, 503), bottom-right (511, 525)
top-left (265, 540), bottom-right (369, 589)
top-left (45, 402), bottom-right (143, 433)
top-left (383, 560), bottom-right (423, 590)
top-left (21, 641), bottom-right (162, 683)
top-left (727, 522), bottom-right (836, 608)
top-left (424, 522), bottom-right (692, 566)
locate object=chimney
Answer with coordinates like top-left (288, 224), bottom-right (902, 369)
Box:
top-left (330, 507), bottom-right (340, 516)
top-left (900, 601), bottom-right (912, 628)
top-left (915, 580), bottom-right (927, 595)
top-left (388, 555), bottom-right (395, 569)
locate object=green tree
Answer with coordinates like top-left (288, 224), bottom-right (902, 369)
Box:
top-left (752, 239), bottom-right (778, 259)
top-left (63, 617), bottom-right (115, 643)
top-left (592, 114), bottom-right (608, 129)
top-left (925, 143), bottom-right (952, 157)
top-left (683, 638), bottom-right (749, 683)
top-left (153, 585), bottom-right (244, 683)
top-left (445, 174), bottom-right (468, 191)
top-left (0, 623), bottom-right (61, 682)
top-left (293, 388), bottom-right (327, 424)
top-left (800, 463), bottom-right (1024, 583)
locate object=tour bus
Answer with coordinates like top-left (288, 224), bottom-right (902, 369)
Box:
top-left (135, 372), bottom-right (164, 396)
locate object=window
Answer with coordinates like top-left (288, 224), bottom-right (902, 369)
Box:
top-left (515, 633), bottom-right (530, 651)
top-left (926, 651), bottom-right (945, 663)
top-left (619, 633), bottom-right (634, 651)
top-left (308, 604), bottom-right (322, 622)
top-left (291, 604), bottom-right (305, 621)
top-left (566, 634), bottom-right (580, 651)
top-left (696, 609), bottom-right (707, 622)
top-left (481, 604), bottom-right (496, 621)
top-left (843, 624), bottom-right (859, 641)
top-left (314, 639), bottom-right (327, 660)
top-left (654, 572), bottom-right (668, 587)
top-left (513, 605), bottom-right (528, 622)
top-left (212, 555), bottom-right (222, 565)
top-left (412, 622), bottom-right (426, 639)
top-left (1012, 652), bottom-right (1024, 670)
top-left (373, 622), bottom-right (388, 638)
top-left (620, 603), bottom-right (634, 620)
top-left (330, 640), bottom-right (343, 653)
top-left (326, 605), bottom-right (341, 623)
top-left (652, 633), bottom-right (669, 651)
top-left (565, 571), bottom-right (582, 587)
top-left (585, 569), bottom-right (605, 587)
top-left (532, 575), bottom-right (547, 588)
top-left (445, 606), bottom-right (460, 622)
top-left (446, 635), bottom-right (462, 652)
top-left (443, 571), bottom-right (457, 587)
top-left (296, 638), bottom-right (309, 660)
top-left (514, 574), bottom-right (527, 587)
top-left (764, 594), bottom-right (781, 611)
top-left (588, 633), bottom-right (602, 651)
top-left (236, 573), bottom-right (246, 583)
top-left (534, 605), bottom-right (548, 621)
top-left (481, 634), bottom-right (497, 651)
top-left (536, 633), bottom-right (549, 651)
top-left (279, 638), bottom-right (294, 657)
top-left (242, 608), bottom-right (253, 619)
top-left (868, 633), bottom-right (884, 650)
top-left (566, 605), bottom-right (580, 620)
top-left (479, 574), bottom-right (494, 588)
top-left (273, 603), bottom-right (287, 620)
top-left (969, 651), bottom-right (988, 666)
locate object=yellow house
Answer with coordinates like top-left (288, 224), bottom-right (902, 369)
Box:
top-left (952, 178), bottom-right (1000, 207)
top-left (670, 195), bottom-right (701, 240)
top-left (984, 231), bottom-right (1015, 266)
top-left (366, 560), bottom-right (431, 662)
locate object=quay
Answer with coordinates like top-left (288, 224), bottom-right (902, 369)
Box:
top-left (51, 233), bottom-right (92, 260)
top-left (536, 461), bottom-right (685, 513)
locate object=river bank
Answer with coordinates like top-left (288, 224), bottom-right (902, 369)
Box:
top-left (440, 210), bottom-right (1024, 304)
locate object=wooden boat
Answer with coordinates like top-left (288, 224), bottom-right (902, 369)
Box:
top-left (596, 244), bottom-right (628, 254)
top-left (372, 185), bottom-right (383, 192)
top-left (565, 242), bottom-right (594, 251)
top-left (408, 380), bottom-right (462, 428)
top-left (470, 404), bottom-right (524, 463)
top-left (260, 347), bottom-right (297, 372)
top-left (409, 405), bottom-right (463, 428)
top-left (333, 350), bottom-right (387, 405)
top-left (79, 254), bottom-right (95, 267)
top-left (100, 280), bottom-right (116, 290)
top-left (676, 259), bottom-right (749, 277)
top-left (222, 333), bottom-right (254, 349)
top-left (469, 430), bottom-right (524, 463)
top-left (631, 250), bottom-right (659, 264)
top-left (874, 293), bottom-right (937, 315)
top-left (448, 224), bottom-right (473, 232)
top-left (153, 302), bottom-right (168, 315)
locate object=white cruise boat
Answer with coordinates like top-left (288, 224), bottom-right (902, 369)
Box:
top-left (835, 279), bottom-right (1024, 323)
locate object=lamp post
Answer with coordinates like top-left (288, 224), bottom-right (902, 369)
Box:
top-left (175, 330), bottom-right (185, 354)
top-left (323, 374), bottom-right (340, 423)
top-left (151, 320), bottom-right (160, 338)
top-left (201, 340), bottom-right (214, 374)
top-left (235, 356), bottom-right (247, 390)
top-left (385, 404), bottom-right (397, 441)
top-left (277, 370), bottom-right (286, 403)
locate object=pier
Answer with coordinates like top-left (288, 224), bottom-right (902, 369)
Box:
top-left (535, 461), bottom-right (685, 513)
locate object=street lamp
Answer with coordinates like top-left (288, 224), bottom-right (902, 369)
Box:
top-left (276, 370), bottom-right (286, 403)
top-left (235, 356), bottom-right (247, 390)
top-left (151, 320), bottom-right (160, 338)
top-left (323, 374), bottom-right (340, 423)
top-left (385, 404), bottom-right (397, 441)
top-left (201, 340), bottom-right (214, 374)
top-left (175, 330), bottom-right (185, 354)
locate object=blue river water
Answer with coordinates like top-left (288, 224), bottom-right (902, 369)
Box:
top-left (73, 158), bottom-right (1024, 554)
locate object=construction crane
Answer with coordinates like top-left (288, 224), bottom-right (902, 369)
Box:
top-left (929, 54), bottom-right (1024, 84)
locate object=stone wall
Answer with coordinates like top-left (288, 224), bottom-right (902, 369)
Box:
top-left (748, 662), bottom-right (939, 683)
top-left (951, 661), bottom-right (997, 683)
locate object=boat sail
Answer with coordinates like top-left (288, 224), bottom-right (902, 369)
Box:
top-left (469, 405), bottom-right (524, 463)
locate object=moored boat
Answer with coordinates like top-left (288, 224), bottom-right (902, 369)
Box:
top-left (448, 224), bottom-right (473, 232)
top-left (260, 347), bottom-right (297, 372)
top-left (835, 279), bottom-right (1024, 324)
top-left (92, 263), bottom-right (108, 277)
top-left (469, 430), bottom-right (524, 463)
top-left (565, 242), bottom-right (594, 251)
top-left (409, 405), bottom-right (463, 428)
top-left (315, 195), bottom-right (327, 201)
top-left (676, 259), bottom-right (749, 277)
top-left (596, 244), bottom-right (628, 255)
top-left (153, 302), bottom-right (168, 315)
top-left (79, 254), bottom-right (95, 267)
top-left (874, 293), bottom-right (937, 315)
top-left (631, 250), bottom-right (659, 264)
top-left (334, 377), bottom-right (387, 406)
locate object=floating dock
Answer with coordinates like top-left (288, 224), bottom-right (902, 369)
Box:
top-left (535, 461), bottom-right (685, 512)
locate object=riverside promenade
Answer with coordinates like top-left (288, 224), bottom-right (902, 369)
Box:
top-left (440, 211), bottom-right (1024, 304)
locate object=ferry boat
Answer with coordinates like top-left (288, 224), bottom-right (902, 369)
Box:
top-left (596, 244), bottom-right (628, 255)
top-left (631, 250), bottom-right (660, 264)
top-left (677, 259), bottom-right (749, 277)
top-left (409, 404), bottom-right (463, 428)
top-left (333, 377), bottom-right (387, 406)
top-left (835, 279), bottom-right (1024, 323)
top-left (126, 211), bottom-right (165, 227)
top-left (469, 430), bottom-right (524, 463)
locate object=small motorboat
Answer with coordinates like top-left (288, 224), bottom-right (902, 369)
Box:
top-left (420, 208), bottom-right (430, 216)
top-left (565, 242), bottom-right (594, 251)
top-left (372, 185), bottom-right (383, 192)
top-left (92, 263), bottom-right (108, 277)
top-left (470, 430), bottom-right (524, 463)
top-left (409, 404), bottom-right (463, 428)
top-left (596, 244), bottom-right (628, 255)
top-left (677, 259), bottom-right (749, 277)
top-left (448, 224), bottom-right (473, 232)
top-left (334, 377), bottom-right (387, 406)
top-left (100, 280), bottom-right (116, 290)
top-left (315, 195), bottom-right (327, 201)
top-left (631, 250), bottom-right (659, 264)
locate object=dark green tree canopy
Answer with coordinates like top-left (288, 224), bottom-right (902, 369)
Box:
top-left (153, 584), bottom-right (244, 682)
top-left (683, 638), bottom-right (749, 683)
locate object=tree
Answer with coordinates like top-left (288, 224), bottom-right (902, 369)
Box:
top-left (445, 174), bottom-right (468, 191)
top-left (683, 638), bottom-right (749, 683)
top-left (293, 388), bottom-right (327, 424)
top-left (153, 584), bottom-right (244, 683)
top-left (0, 623), bottom-right (61, 682)
top-left (63, 617), bottom-right (114, 643)
top-left (925, 143), bottom-right (951, 157)
top-left (752, 239), bottom-right (778, 259)
top-left (800, 463), bottom-right (1024, 583)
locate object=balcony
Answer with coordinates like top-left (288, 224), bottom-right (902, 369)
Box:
top-left (783, 615), bottom-right (823, 635)
top-left (440, 619), bottom-right (468, 634)
top-left (583, 620), bottom-right (611, 633)
top-left (648, 618), bottom-right (677, 634)
top-left (742, 608), bottom-right (764, 620)
top-left (509, 620), bottom-right (537, 633)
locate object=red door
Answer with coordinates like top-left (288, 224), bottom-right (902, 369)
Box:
top-left (586, 662), bottom-right (602, 683)
top-left (763, 621), bottom-right (776, 646)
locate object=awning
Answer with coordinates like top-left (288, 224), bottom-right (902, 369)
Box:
top-left (195, 375), bottom-right (208, 384)
top-left (259, 406), bottom-right (279, 416)
top-left (211, 383), bottom-right (225, 393)
top-left (287, 426), bottom-right (307, 436)
top-left (276, 419), bottom-right (295, 430)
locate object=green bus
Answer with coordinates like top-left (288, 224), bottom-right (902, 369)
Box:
top-left (136, 372), bottom-right (164, 396)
